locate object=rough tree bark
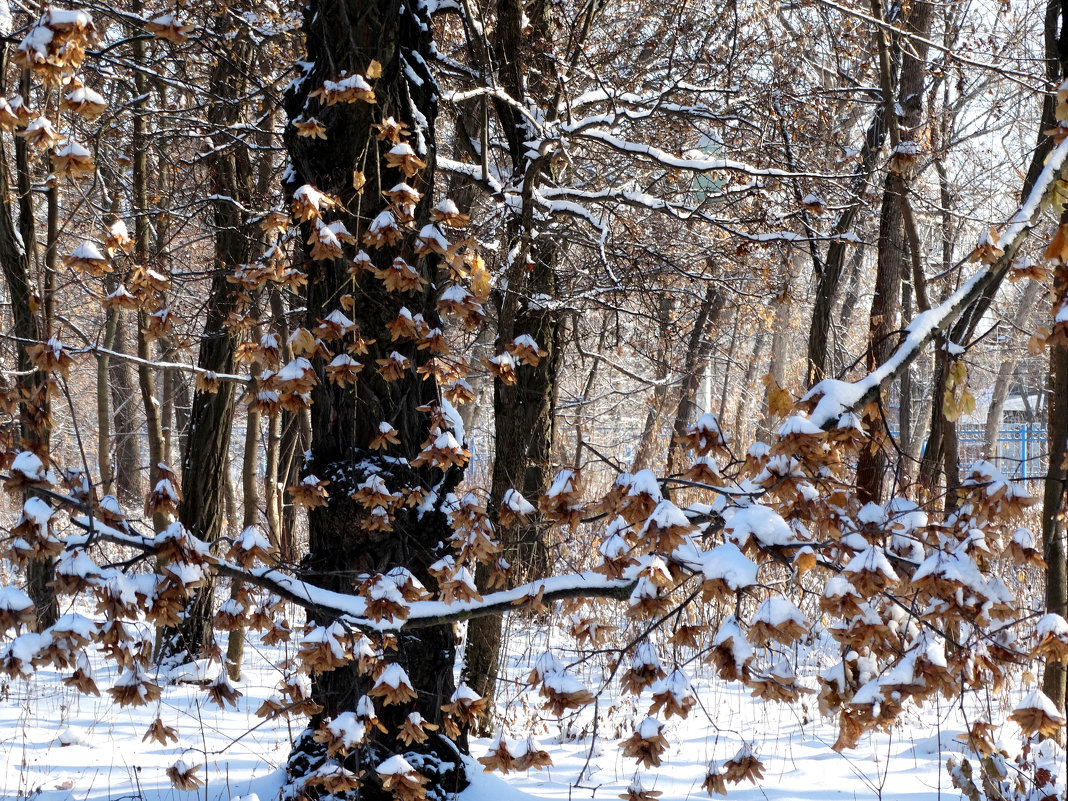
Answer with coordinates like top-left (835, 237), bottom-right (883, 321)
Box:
top-left (0, 60), bottom-right (55, 628)
top-left (1041, 4), bottom-right (1068, 713)
top-left (462, 0), bottom-right (566, 732)
top-left (1043, 316), bottom-right (1068, 712)
top-left (157, 26), bottom-right (258, 665)
top-left (109, 311), bottom-right (142, 504)
top-left (281, 0), bottom-right (468, 796)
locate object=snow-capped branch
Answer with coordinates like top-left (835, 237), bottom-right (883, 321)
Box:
top-left (442, 86), bottom-right (544, 133)
top-left (0, 334), bottom-right (250, 386)
top-left (52, 498), bottom-right (638, 632)
top-left (563, 127), bottom-right (844, 179)
top-left (804, 134), bottom-right (1068, 430)
top-left (436, 156), bottom-right (504, 194)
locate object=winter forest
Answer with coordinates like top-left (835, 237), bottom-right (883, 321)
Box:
top-left (2, 0), bottom-right (1068, 799)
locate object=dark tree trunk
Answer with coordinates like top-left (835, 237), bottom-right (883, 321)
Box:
top-left (857, 0), bottom-right (932, 504)
top-left (464, 245), bottom-right (561, 732)
top-left (489, 249), bottom-right (561, 582)
top-left (462, 0), bottom-right (564, 732)
top-left (0, 63), bottom-right (56, 629)
top-left (282, 0), bottom-right (467, 796)
top-left (806, 102), bottom-right (887, 384)
top-left (157, 31), bottom-right (258, 665)
top-left (1042, 1), bottom-right (1068, 714)
top-left (486, 0), bottom-right (562, 580)
top-left (1042, 325), bottom-right (1068, 712)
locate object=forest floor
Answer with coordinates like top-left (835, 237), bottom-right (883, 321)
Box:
top-left (0, 607), bottom-right (1029, 801)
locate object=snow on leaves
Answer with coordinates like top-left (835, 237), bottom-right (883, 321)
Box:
top-left (1, 387), bottom-right (1057, 798)
top-left (1, 6), bottom-right (1067, 795)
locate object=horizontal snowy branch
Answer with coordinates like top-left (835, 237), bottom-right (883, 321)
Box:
top-left (58, 507), bottom-right (637, 632)
top-left (0, 334), bottom-right (250, 386)
top-left (561, 128), bottom-right (843, 179)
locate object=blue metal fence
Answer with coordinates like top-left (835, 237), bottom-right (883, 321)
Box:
top-left (955, 422), bottom-right (1047, 480)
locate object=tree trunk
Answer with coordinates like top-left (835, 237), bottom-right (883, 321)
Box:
top-left (835, 246), bottom-right (865, 368)
top-left (461, 0), bottom-right (566, 734)
top-left (158, 31), bottom-right (258, 665)
top-left (731, 329), bottom-right (766, 446)
top-left (632, 295), bottom-right (675, 471)
top-left (665, 284), bottom-right (725, 478)
top-left (857, 0), bottom-right (932, 504)
top-left (282, 0), bottom-right (468, 795)
top-left (1042, 323), bottom-right (1068, 711)
top-left (264, 409), bottom-right (283, 551)
top-left (1042, 0), bottom-right (1068, 703)
top-left (806, 100), bottom-right (888, 384)
top-left (130, 21), bottom-right (168, 534)
top-left (110, 311), bottom-right (142, 504)
top-left (227, 354), bottom-right (263, 681)
top-left (464, 244), bottom-right (561, 732)
top-left (162, 347), bottom-right (176, 466)
top-left (0, 64), bottom-right (56, 629)
top-left (758, 252), bottom-right (803, 440)
top-left (97, 293), bottom-right (118, 496)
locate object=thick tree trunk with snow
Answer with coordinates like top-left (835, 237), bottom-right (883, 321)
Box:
top-left (462, 0), bottom-right (565, 733)
top-left (465, 247), bottom-right (561, 732)
top-left (488, 246), bottom-right (561, 584)
top-left (282, 0), bottom-right (467, 796)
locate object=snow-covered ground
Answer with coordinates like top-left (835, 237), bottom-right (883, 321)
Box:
top-left (0, 612), bottom-right (1029, 801)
